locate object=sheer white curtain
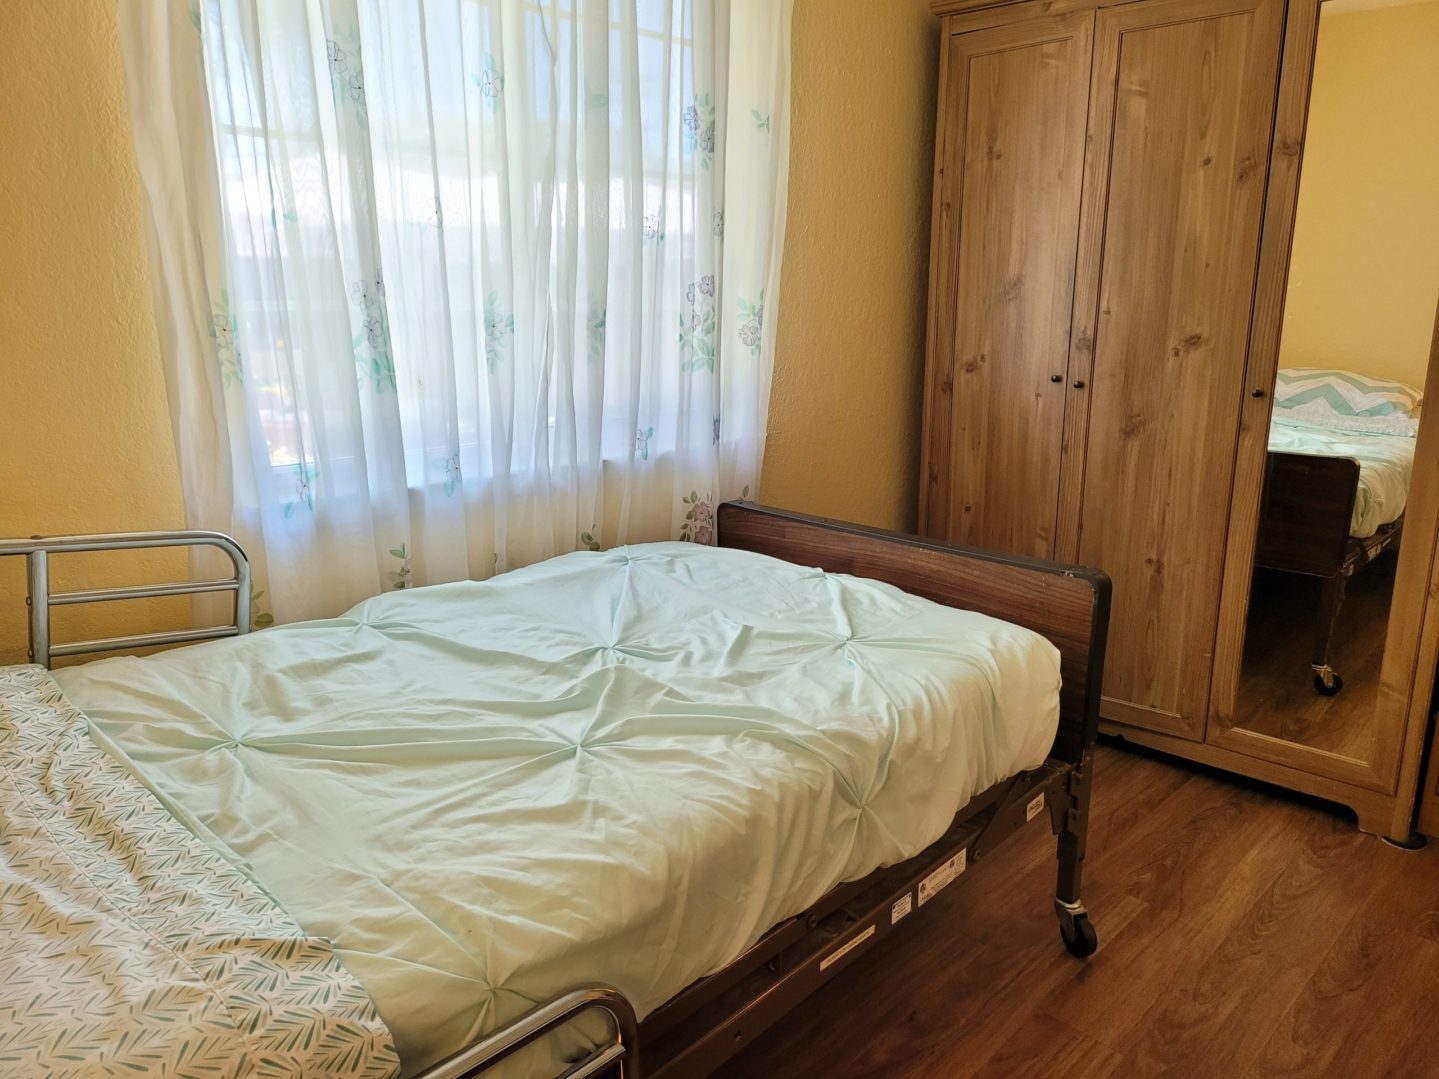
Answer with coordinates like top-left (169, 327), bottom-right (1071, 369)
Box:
top-left (121, 0), bottom-right (791, 625)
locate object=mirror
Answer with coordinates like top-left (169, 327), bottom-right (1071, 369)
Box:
top-left (1234, 0), bottom-right (1439, 763)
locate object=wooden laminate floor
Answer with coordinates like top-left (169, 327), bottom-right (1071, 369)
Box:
top-left (720, 741), bottom-right (1439, 1078)
top-left (1234, 556), bottom-right (1398, 761)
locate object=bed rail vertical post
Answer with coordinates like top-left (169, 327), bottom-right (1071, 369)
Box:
top-left (1311, 572), bottom-right (1348, 695)
top-left (26, 550), bottom-right (50, 668)
top-left (1054, 745), bottom-right (1097, 957)
top-left (234, 552), bottom-right (251, 635)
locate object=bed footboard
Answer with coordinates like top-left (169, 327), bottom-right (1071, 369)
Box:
top-left (1253, 454), bottom-right (1403, 696)
top-left (715, 501), bottom-right (1112, 765)
top-left (714, 503), bottom-right (1112, 1012)
top-left (1255, 451), bottom-right (1360, 577)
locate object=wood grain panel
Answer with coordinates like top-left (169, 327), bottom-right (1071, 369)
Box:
top-left (1380, 302), bottom-right (1439, 835)
top-left (1058, 0), bottom-right (1284, 740)
top-left (919, 12), bottom-right (1093, 557)
top-left (1107, 720), bottom-right (1398, 833)
top-left (1208, 0), bottom-right (1439, 822)
top-left (715, 502), bottom-right (1110, 763)
top-left (1207, 0), bottom-right (1323, 742)
top-left (935, 0), bottom-right (1128, 17)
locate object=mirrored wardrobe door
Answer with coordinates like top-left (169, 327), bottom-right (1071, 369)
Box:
top-left (1208, 0), bottom-right (1439, 792)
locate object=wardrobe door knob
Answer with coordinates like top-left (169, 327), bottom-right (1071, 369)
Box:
top-left (1073, 380), bottom-right (1087, 390)
top-left (1051, 374), bottom-right (1064, 383)
top-left (1252, 388), bottom-right (1266, 398)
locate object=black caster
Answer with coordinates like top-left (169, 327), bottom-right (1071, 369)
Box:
top-left (1064, 909), bottom-right (1093, 961)
top-left (1313, 671), bottom-right (1343, 697)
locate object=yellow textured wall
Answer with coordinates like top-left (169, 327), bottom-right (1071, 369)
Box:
top-left (0, 0), bottom-right (187, 666)
top-left (762, 0), bottom-right (940, 532)
top-left (1279, 0), bottom-right (1439, 389)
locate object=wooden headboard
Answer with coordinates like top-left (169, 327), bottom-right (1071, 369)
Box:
top-left (716, 503), bottom-right (1111, 764)
top-left (1255, 451), bottom-right (1361, 576)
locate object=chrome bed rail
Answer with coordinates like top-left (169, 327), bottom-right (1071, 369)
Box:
top-left (0, 531), bottom-right (250, 668)
top-left (415, 985), bottom-right (640, 1079)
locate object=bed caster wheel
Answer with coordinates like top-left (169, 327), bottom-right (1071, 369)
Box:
top-left (1313, 670), bottom-right (1343, 697)
top-left (1056, 900), bottom-right (1098, 958)
top-left (1061, 914), bottom-right (1098, 958)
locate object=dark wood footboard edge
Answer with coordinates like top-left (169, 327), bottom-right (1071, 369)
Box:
top-left (1255, 451), bottom-right (1360, 577)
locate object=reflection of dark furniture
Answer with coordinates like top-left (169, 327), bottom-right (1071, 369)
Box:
top-left (1255, 451), bottom-right (1404, 695)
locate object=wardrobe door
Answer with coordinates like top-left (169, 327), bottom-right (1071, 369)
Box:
top-left (1057, 0), bottom-right (1284, 738)
top-left (920, 11), bottom-right (1093, 558)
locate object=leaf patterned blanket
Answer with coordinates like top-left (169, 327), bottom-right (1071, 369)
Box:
top-left (0, 665), bottom-right (400, 1078)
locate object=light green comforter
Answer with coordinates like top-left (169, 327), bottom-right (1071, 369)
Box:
top-left (55, 543), bottom-right (1060, 1076)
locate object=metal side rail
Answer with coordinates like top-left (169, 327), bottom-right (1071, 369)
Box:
top-left (0, 531), bottom-right (251, 667)
top-left (413, 985), bottom-right (641, 1079)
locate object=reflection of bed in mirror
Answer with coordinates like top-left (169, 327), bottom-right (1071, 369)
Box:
top-left (1253, 369), bottom-right (1420, 697)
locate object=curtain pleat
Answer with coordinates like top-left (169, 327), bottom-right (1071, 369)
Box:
top-left (121, 0), bottom-right (792, 625)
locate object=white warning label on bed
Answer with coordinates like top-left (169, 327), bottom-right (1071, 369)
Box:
top-left (1026, 792), bottom-right (1046, 822)
top-left (891, 893), bottom-right (913, 924)
top-left (917, 848), bottom-right (967, 906)
top-left (819, 923), bottom-right (876, 972)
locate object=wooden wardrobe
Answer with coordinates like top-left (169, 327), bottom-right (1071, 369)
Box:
top-left (920, 0), bottom-right (1439, 838)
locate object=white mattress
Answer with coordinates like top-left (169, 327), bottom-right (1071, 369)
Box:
top-left (1269, 418), bottom-right (1417, 538)
top-left (55, 543), bottom-right (1061, 1076)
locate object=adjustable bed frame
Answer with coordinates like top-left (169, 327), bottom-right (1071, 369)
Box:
top-left (1255, 451), bottom-right (1404, 697)
top-left (1, 501), bottom-right (1111, 1079)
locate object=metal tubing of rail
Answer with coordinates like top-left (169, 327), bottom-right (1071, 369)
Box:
top-left (0, 531), bottom-right (251, 668)
top-left (26, 551), bottom-right (49, 671)
top-left (48, 626), bottom-right (242, 659)
top-left (49, 578), bottom-right (242, 606)
top-left (415, 985), bottom-right (640, 1079)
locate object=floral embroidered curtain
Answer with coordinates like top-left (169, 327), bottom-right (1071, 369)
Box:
top-left (120, 0), bottom-right (791, 625)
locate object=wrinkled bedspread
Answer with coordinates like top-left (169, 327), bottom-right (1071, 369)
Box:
top-left (55, 543), bottom-right (1061, 1076)
top-left (0, 665), bottom-right (399, 1078)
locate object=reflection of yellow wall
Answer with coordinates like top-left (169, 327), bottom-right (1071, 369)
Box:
top-left (1280, 0), bottom-right (1439, 390)
top-left (762, 0), bottom-right (939, 532)
top-left (0, 0), bottom-right (187, 665)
